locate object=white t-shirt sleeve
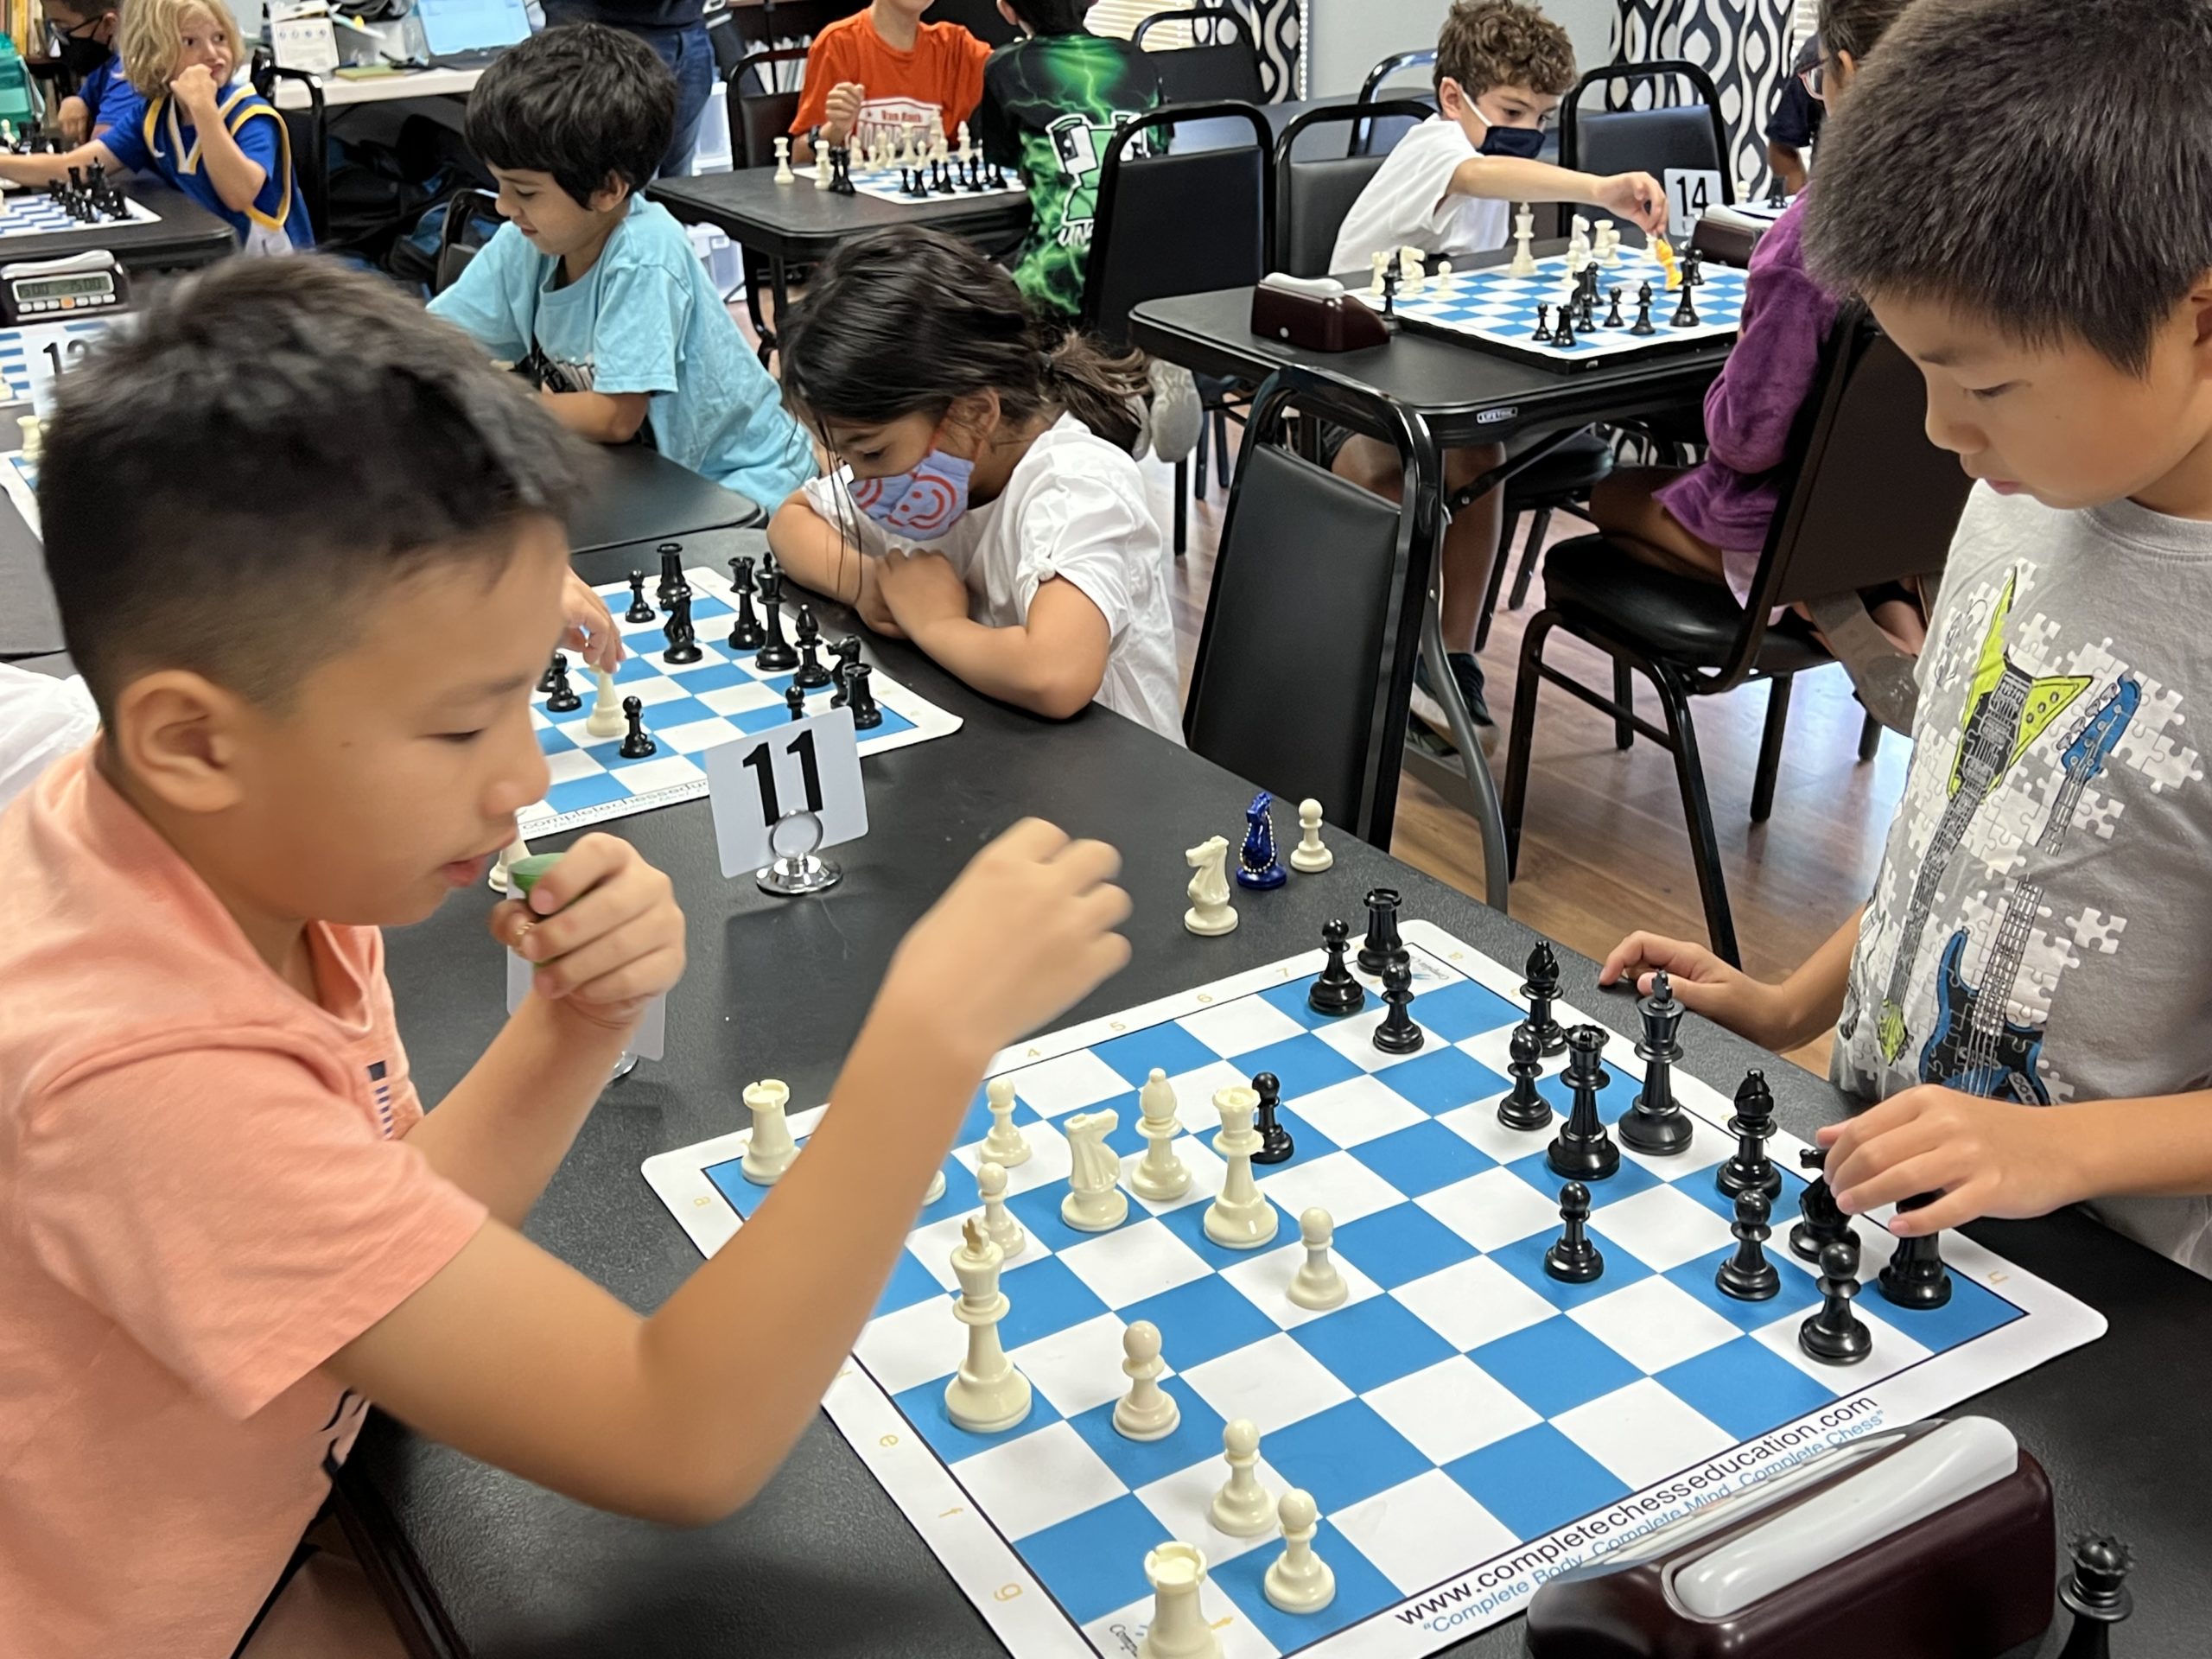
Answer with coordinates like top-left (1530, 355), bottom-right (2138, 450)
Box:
top-left (1329, 117), bottom-right (1478, 270)
top-left (1012, 466), bottom-right (1154, 640)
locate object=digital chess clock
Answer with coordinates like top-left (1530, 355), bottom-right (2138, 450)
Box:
top-left (0, 250), bottom-right (129, 324)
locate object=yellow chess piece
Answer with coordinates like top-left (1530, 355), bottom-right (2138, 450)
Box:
top-left (1653, 237), bottom-right (1681, 292)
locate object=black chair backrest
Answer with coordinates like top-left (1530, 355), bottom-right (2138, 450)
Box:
top-left (1560, 60), bottom-right (1732, 207)
top-left (1273, 99), bottom-right (1433, 276)
top-left (1134, 8), bottom-right (1266, 106)
top-left (705, 10), bottom-right (746, 78)
top-left (1353, 48), bottom-right (1435, 156)
top-left (1082, 101), bottom-right (1271, 346)
top-left (924, 0), bottom-right (1018, 46)
top-left (248, 54), bottom-right (327, 243)
top-left (433, 187), bottom-right (501, 296)
top-left (1185, 369), bottom-right (1444, 845)
top-left (726, 48), bottom-right (809, 171)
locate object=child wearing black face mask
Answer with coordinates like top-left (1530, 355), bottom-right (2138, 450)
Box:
top-left (1326, 0), bottom-right (1665, 743)
top-left (44, 0), bottom-right (134, 147)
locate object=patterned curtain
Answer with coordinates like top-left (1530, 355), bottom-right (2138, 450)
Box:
top-left (1207, 0), bottom-right (1306, 100)
top-left (1611, 0), bottom-right (1795, 199)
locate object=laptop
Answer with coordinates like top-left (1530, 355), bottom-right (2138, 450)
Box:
top-left (415, 0), bottom-right (532, 67)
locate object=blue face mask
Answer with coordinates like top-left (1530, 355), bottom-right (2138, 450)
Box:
top-left (1473, 105), bottom-right (1548, 160)
top-left (846, 439), bottom-right (975, 537)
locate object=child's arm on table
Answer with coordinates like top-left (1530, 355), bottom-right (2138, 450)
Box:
top-left (1446, 154), bottom-right (1669, 238)
top-left (541, 387), bottom-right (650, 445)
top-left (332, 820), bottom-right (1129, 1525)
top-left (1599, 909), bottom-right (1861, 1052)
top-left (875, 550), bottom-right (1107, 720)
top-left (766, 488), bottom-right (903, 635)
top-left (0, 137), bottom-right (120, 187)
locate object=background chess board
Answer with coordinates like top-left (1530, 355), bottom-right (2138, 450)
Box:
top-left (843, 161), bottom-right (1024, 206)
top-left (645, 921), bottom-right (2104, 1658)
top-left (0, 188), bottom-right (159, 238)
top-left (1392, 248), bottom-right (1749, 369)
top-left (524, 564), bottom-right (961, 835)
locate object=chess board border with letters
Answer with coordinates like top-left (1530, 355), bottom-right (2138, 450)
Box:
top-left (1390, 248), bottom-right (1748, 372)
top-left (643, 922), bottom-right (2104, 1659)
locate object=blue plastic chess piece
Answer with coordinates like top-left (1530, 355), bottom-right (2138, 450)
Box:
top-left (1236, 791), bottom-right (1287, 890)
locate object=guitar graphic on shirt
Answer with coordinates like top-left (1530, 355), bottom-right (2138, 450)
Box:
top-left (1918, 677), bottom-right (2139, 1103)
top-left (1871, 574), bottom-right (2092, 1064)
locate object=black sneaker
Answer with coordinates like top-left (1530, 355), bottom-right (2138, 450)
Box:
top-left (1410, 652), bottom-right (1499, 756)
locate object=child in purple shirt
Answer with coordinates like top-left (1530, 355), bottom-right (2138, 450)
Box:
top-left (1592, 0), bottom-right (1922, 649)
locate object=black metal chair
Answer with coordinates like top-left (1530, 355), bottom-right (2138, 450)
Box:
top-left (724, 47), bottom-right (809, 363)
top-left (1082, 100), bottom-right (1272, 554)
top-left (1559, 60), bottom-right (1732, 211)
top-left (1500, 308), bottom-right (1974, 964)
top-left (249, 54), bottom-right (327, 244)
top-left (432, 188), bottom-right (500, 295)
top-left (1353, 47), bottom-right (1436, 156)
top-left (1272, 99), bottom-right (1433, 277)
top-left (1133, 8), bottom-right (1267, 106)
top-left (1185, 367), bottom-right (1446, 849)
top-left (1472, 429), bottom-right (1617, 652)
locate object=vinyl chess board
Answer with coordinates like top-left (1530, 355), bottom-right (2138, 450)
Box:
top-left (0, 188), bottom-right (158, 238)
top-left (1392, 248), bottom-right (1748, 369)
top-left (842, 161), bottom-right (1024, 207)
top-left (524, 564), bottom-right (961, 835)
top-left (645, 921), bottom-right (2104, 1657)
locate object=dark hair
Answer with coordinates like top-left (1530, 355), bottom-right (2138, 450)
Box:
top-left (1817, 0), bottom-right (1913, 63)
top-left (465, 22), bottom-right (675, 203)
top-left (1804, 0), bottom-right (2212, 375)
top-left (1436, 0), bottom-right (1576, 99)
top-left (1002, 0), bottom-right (1093, 32)
top-left (779, 226), bottom-right (1147, 454)
top-left (41, 257), bottom-right (591, 716)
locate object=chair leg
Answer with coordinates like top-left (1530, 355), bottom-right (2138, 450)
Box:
top-left (1752, 675), bottom-right (1792, 823)
top-left (1508, 506), bottom-right (1554, 611)
top-left (1475, 511), bottom-right (1521, 654)
top-left (1501, 611), bottom-right (1560, 880)
top-left (1173, 460), bottom-right (1188, 556)
top-left (1211, 408), bottom-right (1230, 493)
top-left (1612, 660), bottom-right (1635, 751)
top-left (1193, 411), bottom-right (1211, 498)
top-left (1649, 670), bottom-right (1741, 967)
top-left (1859, 711), bottom-right (1883, 763)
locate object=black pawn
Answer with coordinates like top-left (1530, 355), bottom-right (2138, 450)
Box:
top-left (1251, 1071), bottom-right (1294, 1165)
top-left (842, 663), bottom-right (883, 730)
top-left (1715, 1190), bottom-right (1780, 1301)
top-left (1619, 970), bottom-right (1691, 1155)
top-left (1790, 1147), bottom-right (1853, 1263)
top-left (618, 695), bottom-right (655, 759)
top-left (625, 570), bottom-right (655, 625)
top-left (792, 613), bottom-right (834, 690)
top-left (1716, 1070), bottom-right (1783, 1200)
top-left (536, 652), bottom-right (563, 694)
top-left (655, 543), bottom-right (684, 607)
top-left (1877, 1193), bottom-right (1953, 1310)
top-left (754, 573), bottom-right (798, 671)
top-left (543, 652), bottom-right (582, 712)
top-left (1547, 1024), bottom-right (1618, 1180)
top-left (1532, 302), bottom-right (1554, 344)
top-left (1604, 286), bottom-right (1624, 328)
top-left (1798, 1240), bottom-right (1872, 1365)
top-left (662, 594), bottom-right (703, 664)
top-left (1630, 283), bottom-right (1657, 337)
top-left (1671, 285), bottom-right (1700, 329)
top-left (785, 683), bottom-right (808, 721)
top-left (2056, 1534), bottom-right (2133, 1659)
top-left (1306, 918), bottom-right (1366, 1017)
top-left (1372, 955), bottom-right (1424, 1055)
top-left (1357, 887), bottom-right (1403, 975)
top-left (727, 556), bottom-right (766, 649)
top-left (1496, 1023), bottom-right (1551, 1132)
top-left (1544, 1182), bottom-right (1603, 1283)
top-left (1520, 942), bottom-right (1567, 1055)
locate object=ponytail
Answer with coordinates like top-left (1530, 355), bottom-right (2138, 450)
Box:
top-left (1042, 330), bottom-right (1147, 454)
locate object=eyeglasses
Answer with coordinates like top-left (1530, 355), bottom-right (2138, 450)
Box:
top-left (53, 15), bottom-right (103, 36)
top-left (1799, 54), bottom-right (1836, 101)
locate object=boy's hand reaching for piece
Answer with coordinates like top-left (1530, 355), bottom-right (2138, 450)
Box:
top-left (882, 819), bottom-right (1130, 1060)
top-left (1819, 1085), bottom-right (2085, 1234)
top-left (1599, 931), bottom-right (1800, 1050)
top-left (561, 568), bottom-right (624, 673)
top-left (491, 834), bottom-right (685, 1029)
top-left (1595, 171), bottom-right (1669, 237)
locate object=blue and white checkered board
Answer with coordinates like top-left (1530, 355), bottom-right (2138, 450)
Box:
top-left (844, 160), bottom-right (1024, 206)
top-left (1393, 248), bottom-right (1749, 368)
top-left (645, 920), bottom-right (2103, 1658)
top-left (0, 187), bottom-right (158, 240)
top-left (524, 564), bottom-right (961, 835)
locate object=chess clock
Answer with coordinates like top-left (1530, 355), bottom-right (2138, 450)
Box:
top-left (0, 249), bottom-right (130, 324)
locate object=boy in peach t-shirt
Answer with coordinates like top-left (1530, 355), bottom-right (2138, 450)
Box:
top-left (0, 259), bottom-right (1130, 1656)
top-left (789, 0), bottom-right (990, 162)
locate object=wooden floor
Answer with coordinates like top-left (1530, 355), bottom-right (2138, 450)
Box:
top-left (1136, 448), bottom-right (1910, 1077)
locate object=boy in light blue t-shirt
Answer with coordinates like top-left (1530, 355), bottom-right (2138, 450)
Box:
top-left (431, 23), bottom-right (815, 516)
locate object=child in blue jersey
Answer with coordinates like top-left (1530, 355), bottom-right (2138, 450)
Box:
top-left (44, 0), bottom-right (137, 144)
top-left (430, 25), bottom-right (817, 518)
top-left (0, 0), bottom-right (307, 251)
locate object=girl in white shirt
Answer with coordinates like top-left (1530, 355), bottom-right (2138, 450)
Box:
top-left (767, 226), bottom-right (1183, 741)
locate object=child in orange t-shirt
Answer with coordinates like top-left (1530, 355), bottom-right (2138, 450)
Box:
top-left (0, 258), bottom-right (1128, 1657)
top-left (789, 0), bottom-right (990, 162)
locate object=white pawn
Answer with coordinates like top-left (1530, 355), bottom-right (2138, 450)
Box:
top-left (980, 1075), bottom-right (1032, 1167)
top-left (1287, 1208), bottom-right (1348, 1311)
top-left (741, 1079), bottom-right (798, 1184)
top-left (17, 412), bottom-right (41, 465)
top-left (1263, 1489), bottom-right (1336, 1614)
top-left (486, 828), bottom-right (530, 893)
top-left (1131, 1068), bottom-right (1190, 1202)
top-left (772, 134), bottom-right (794, 183)
top-left (1289, 798), bottom-right (1332, 874)
top-left (978, 1159), bottom-right (1025, 1260)
top-left (1368, 250), bottom-right (1388, 297)
top-left (1210, 1418), bottom-right (1274, 1536)
top-left (1184, 836), bottom-right (1238, 936)
top-left (1114, 1319), bottom-right (1180, 1440)
top-left (1433, 258), bottom-right (1452, 282)
top-left (1139, 1542), bottom-right (1220, 1659)
top-left (584, 667), bottom-right (626, 739)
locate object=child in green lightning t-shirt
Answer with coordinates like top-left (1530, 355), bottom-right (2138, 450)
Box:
top-left (975, 0), bottom-right (1164, 320)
